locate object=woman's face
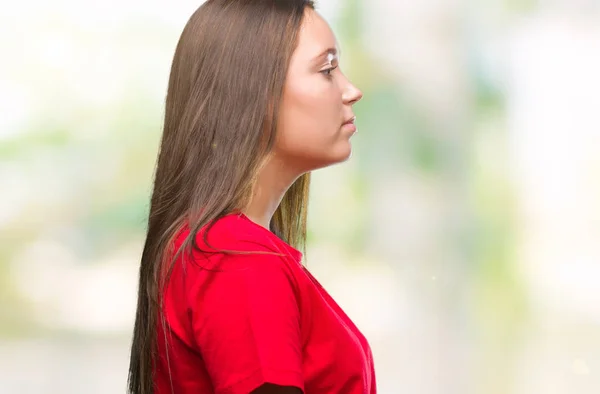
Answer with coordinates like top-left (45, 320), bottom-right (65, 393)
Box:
top-left (274, 9), bottom-right (363, 173)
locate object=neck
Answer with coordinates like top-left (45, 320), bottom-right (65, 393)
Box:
top-left (242, 155), bottom-right (301, 230)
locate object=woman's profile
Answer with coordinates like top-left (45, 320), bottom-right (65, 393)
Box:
top-left (127, 1), bottom-right (374, 393)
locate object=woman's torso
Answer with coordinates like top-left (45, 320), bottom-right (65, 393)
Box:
top-left (154, 213), bottom-right (376, 394)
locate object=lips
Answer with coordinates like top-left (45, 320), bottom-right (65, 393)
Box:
top-left (342, 116), bottom-right (356, 126)
top-left (341, 115), bottom-right (357, 134)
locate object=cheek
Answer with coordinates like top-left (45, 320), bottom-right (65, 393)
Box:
top-left (274, 80), bottom-right (351, 168)
top-left (277, 80), bottom-right (340, 147)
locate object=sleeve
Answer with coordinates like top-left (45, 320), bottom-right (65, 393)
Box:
top-left (190, 254), bottom-right (304, 394)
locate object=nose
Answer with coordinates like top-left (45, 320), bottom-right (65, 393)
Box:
top-left (342, 79), bottom-right (363, 105)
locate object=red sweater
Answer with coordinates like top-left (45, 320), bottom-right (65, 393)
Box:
top-left (154, 212), bottom-right (376, 394)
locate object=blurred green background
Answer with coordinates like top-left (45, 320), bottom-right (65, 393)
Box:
top-left (1, 0), bottom-right (600, 393)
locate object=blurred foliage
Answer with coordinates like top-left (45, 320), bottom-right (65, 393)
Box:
top-left (1, 0), bottom-right (527, 355)
top-left (3, 2), bottom-right (600, 394)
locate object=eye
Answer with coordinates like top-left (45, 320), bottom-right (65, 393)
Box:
top-left (320, 66), bottom-right (338, 78)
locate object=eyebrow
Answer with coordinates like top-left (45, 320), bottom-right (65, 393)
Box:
top-left (313, 47), bottom-right (339, 63)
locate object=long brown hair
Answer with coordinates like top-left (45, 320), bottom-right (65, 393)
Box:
top-left (127, 1), bottom-right (315, 393)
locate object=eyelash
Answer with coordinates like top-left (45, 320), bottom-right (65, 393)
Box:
top-left (320, 66), bottom-right (338, 78)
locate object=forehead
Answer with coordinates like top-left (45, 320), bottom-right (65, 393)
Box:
top-left (293, 9), bottom-right (338, 63)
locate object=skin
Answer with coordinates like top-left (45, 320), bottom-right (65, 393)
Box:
top-left (244, 8), bottom-right (363, 229)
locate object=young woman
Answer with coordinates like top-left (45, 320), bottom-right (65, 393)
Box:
top-left (127, 1), bottom-right (374, 393)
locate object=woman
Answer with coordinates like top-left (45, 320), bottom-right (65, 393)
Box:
top-left (128, 1), bottom-right (374, 393)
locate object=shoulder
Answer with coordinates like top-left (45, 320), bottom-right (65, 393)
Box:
top-left (166, 214), bottom-right (307, 311)
top-left (177, 213), bottom-right (302, 264)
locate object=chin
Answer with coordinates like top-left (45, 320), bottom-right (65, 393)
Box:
top-left (336, 140), bottom-right (353, 162)
top-left (315, 143), bottom-right (353, 170)
top-left (336, 146), bottom-right (353, 163)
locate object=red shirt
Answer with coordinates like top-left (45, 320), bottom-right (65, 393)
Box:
top-left (155, 213), bottom-right (376, 394)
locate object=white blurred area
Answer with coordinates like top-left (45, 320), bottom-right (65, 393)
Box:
top-left (1, 0), bottom-right (600, 393)
top-left (508, 11), bottom-right (600, 394)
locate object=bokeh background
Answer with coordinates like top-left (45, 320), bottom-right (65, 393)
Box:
top-left (1, 0), bottom-right (600, 393)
